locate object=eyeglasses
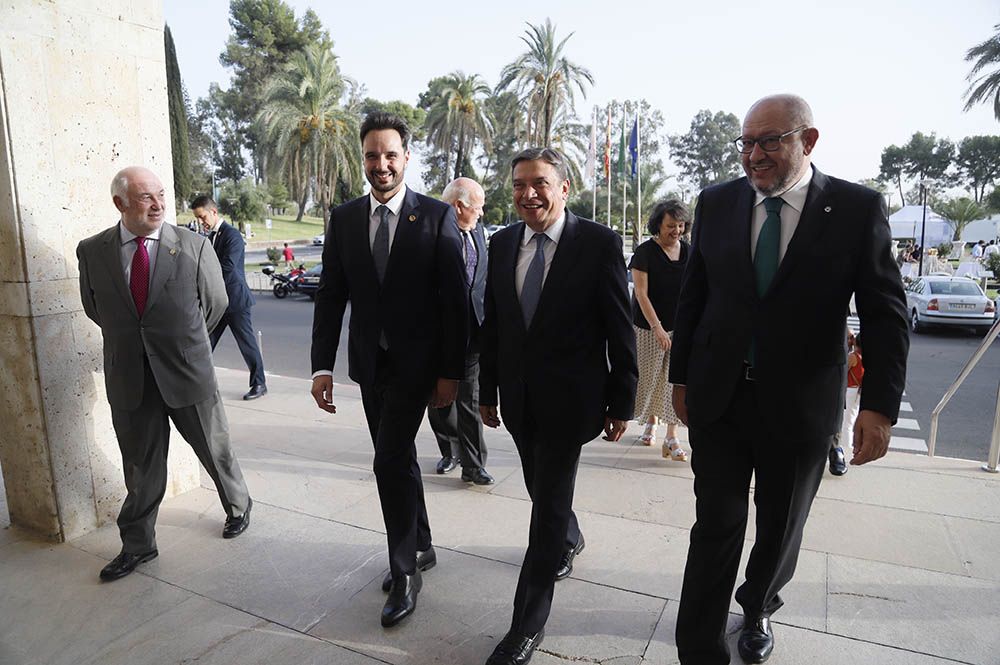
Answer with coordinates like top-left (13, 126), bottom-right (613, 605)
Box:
top-left (732, 126), bottom-right (808, 154)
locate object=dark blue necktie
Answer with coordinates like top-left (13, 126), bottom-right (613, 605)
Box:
top-left (463, 231), bottom-right (477, 286)
top-left (520, 233), bottom-right (547, 327)
top-left (373, 205), bottom-right (390, 284)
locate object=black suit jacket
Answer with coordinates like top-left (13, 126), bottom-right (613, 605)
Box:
top-left (669, 166), bottom-right (909, 440)
top-left (211, 221), bottom-right (255, 313)
top-left (311, 188), bottom-right (469, 388)
top-left (479, 212), bottom-right (638, 446)
top-left (466, 223), bottom-right (488, 348)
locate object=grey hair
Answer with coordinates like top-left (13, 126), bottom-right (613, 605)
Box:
top-left (110, 170), bottom-right (131, 204)
top-left (511, 147), bottom-right (570, 183)
top-left (749, 94), bottom-right (814, 128)
top-left (441, 179), bottom-right (477, 206)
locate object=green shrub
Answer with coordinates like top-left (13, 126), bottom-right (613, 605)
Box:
top-left (265, 247), bottom-right (281, 263)
top-left (935, 242), bottom-right (952, 259)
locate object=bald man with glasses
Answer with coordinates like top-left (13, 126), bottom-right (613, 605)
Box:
top-left (669, 95), bottom-right (908, 664)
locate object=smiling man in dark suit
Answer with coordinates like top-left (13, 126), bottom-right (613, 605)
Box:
top-left (191, 195), bottom-right (267, 401)
top-left (669, 95), bottom-right (909, 664)
top-left (77, 167), bottom-right (252, 583)
top-left (310, 112), bottom-right (468, 628)
top-left (428, 177), bottom-right (494, 486)
top-left (478, 148), bottom-right (637, 665)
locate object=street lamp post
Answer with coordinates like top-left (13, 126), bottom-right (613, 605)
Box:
top-left (918, 179), bottom-right (935, 277)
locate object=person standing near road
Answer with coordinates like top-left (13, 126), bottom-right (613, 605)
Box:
top-left (282, 242), bottom-right (295, 269)
top-left (192, 195), bottom-right (267, 401)
top-left (669, 94), bottom-right (909, 664)
top-left (428, 177), bottom-right (495, 486)
top-left (310, 112), bottom-right (468, 628)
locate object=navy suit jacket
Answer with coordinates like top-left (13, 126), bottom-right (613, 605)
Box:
top-left (466, 223), bottom-right (488, 347)
top-left (479, 212), bottom-right (638, 446)
top-left (669, 166), bottom-right (909, 440)
top-left (311, 188), bottom-right (469, 389)
top-left (211, 221), bottom-right (255, 313)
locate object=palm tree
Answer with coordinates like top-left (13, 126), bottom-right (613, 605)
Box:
top-left (963, 24), bottom-right (1000, 121)
top-left (497, 19), bottom-right (594, 147)
top-left (936, 197), bottom-right (985, 242)
top-left (424, 71), bottom-right (493, 181)
top-left (257, 44), bottom-right (360, 222)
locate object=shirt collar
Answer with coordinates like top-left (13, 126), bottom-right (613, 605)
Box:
top-left (119, 221), bottom-right (162, 244)
top-left (521, 210), bottom-right (567, 247)
top-left (753, 165), bottom-right (813, 213)
top-left (369, 184), bottom-right (408, 218)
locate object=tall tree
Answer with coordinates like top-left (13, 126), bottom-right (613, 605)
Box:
top-left (497, 19), bottom-right (594, 146)
top-left (901, 132), bottom-right (955, 184)
top-left (955, 136), bottom-right (1000, 202)
top-left (936, 197), bottom-right (986, 241)
top-left (218, 0), bottom-right (332, 182)
top-left (424, 71), bottom-right (493, 181)
top-left (879, 144), bottom-right (908, 206)
top-left (197, 85), bottom-right (247, 182)
top-left (164, 25), bottom-right (192, 205)
top-left (668, 110), bottom-right (742, 191)
top-left (257, 43), bottom-right (360, 223)
top-left (963, 24), bottom-right (1000, 121)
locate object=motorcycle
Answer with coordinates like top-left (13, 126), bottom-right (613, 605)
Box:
top-left (262, 264), bottom-right (306, 299)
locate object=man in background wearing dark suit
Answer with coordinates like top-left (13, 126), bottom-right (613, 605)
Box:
top-left (192, 195), bottom-right (267, 400)
top-left (429, 177), bottom-right (494, 486)
top-left (670, 95), bottom-right (909, 664)
top-left (310, 112), bottom-right (468, 628)
top-left (479, 148), bottom-right (637, 665)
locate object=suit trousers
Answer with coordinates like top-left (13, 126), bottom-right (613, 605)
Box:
top-left (209, 308), bottom-right (265, 387)
top-left (428, 351), bottom-right (487, 470)
top-left (509, 407), bottom-right (583, 635)
top-left (675, 378), bottom-right (831, 665)
top-left (110, 358), bottom-right (250, 554)
top-left (359, 349), bottom-right (433, 577)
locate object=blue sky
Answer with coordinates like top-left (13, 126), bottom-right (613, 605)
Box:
top-left (165, 0), bottom-right (1000, 198)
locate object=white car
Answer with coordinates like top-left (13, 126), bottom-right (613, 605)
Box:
top-left (904, 276), bottom-right (996, 334)
top-left (312, 234), bottom-right (324, 246)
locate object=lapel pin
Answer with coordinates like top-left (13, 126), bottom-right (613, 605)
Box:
top-left (824, 206), bottom-right (832, 213)
top-left (408, 214), bottom-right (417, 222)
top-left (169, 248), bottom-right (177, 255)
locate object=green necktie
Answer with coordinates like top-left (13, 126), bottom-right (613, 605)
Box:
top-left (755, 197), bottom-right (783, 297)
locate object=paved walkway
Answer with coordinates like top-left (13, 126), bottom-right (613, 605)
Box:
top-left (1, 368), bottom-right (998, 665)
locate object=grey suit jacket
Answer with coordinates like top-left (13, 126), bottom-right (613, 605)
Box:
top-left (77, 222), bottom-right (228, 410)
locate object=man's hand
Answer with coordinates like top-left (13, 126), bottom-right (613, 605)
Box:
top-left (850, 409), bottom-right (892, 465)
top-left (429, 378), bottom-right (459, 409)
top-left (672, 385), bottom-right (689, 426)
top-left (479, 405), bottom-right (501, 428)
top-left (602, 417), bottom-right (628, 442)
top-left (310, 375), bottom-right (337, 414)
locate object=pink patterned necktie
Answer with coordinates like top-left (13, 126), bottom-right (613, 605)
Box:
top-left (129, 236), bottom-right (149, 316)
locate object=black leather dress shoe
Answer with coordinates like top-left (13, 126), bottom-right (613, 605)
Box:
top-left (381, 570), bottom-right (422, 627)
top-left (555, 532), bottom-right (585, 581)
top-left (99, 549), bottom-right (158, 581)
top-left (243, 385), bottom-right (267, 400)
top-left (829, 446), bottom-right (848, 476)
top-left (485, 629), bottom-right (544, 665)
top-left (462, 467), bottom-right (495, 485)
top-left (436, 456), bottom-right (458, 474)
top-left (223, 497), bottom-right (252, 539)
top-left (382, 546), bottom-right (437, 592)
top-left (737, 615), bottom-right (774, 664)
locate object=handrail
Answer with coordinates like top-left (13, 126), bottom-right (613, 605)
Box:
top-left (926, 314), bottom-right (1000, 474)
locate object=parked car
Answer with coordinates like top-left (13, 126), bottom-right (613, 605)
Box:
top-left (904, 276), bottom-right (996, 334)
top-left (312, 234), bottom-right (325, 246)
top-left (297, 264), bottom-right (323, 298)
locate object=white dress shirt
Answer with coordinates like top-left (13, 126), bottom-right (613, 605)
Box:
top-left (368, 184), bottom-right (407, 252)
top-left (750, 167), bottom-right (813, 262)
top-left (515, 211), bottom-right (566, 298)
top-left (119, 221), bottom-right (161, 286)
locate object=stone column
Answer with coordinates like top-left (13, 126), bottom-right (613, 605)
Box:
top-left (0, 1), bottom-right (198, 542)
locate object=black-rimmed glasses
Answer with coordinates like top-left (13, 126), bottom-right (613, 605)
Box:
top-left (732, 126), bottom-right (807, 154)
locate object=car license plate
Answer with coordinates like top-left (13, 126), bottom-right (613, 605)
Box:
top-left (951, 303), bottom-right (975, 310)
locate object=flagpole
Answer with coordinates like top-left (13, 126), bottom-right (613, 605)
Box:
top-left (606, 105), bottom-right (612, 228)
top-left (591, 106), bottom-right (597, 221)
top-left (621, 105), bottom-right (628, 245)
top-left (637, 107), bottom-right (642, 245)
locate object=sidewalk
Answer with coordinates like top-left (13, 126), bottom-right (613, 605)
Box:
top-left (1, 367), bottom-right (998, 665)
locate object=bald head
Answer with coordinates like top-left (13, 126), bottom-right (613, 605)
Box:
top-left (442, 177), bottom-right (485, 231)
top-left (111, 166), bottom-right (166, 236)
top-left (741, 94), bottom-right (819, 197)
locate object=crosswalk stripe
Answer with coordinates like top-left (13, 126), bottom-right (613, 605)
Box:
top-left (889, 436), bottom-right (928, 453)
top-left (893, 417), bottom-right (921, 431)
top-left (899, 402), bottom-right (913, 412)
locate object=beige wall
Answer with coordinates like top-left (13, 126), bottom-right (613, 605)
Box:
top-left (0, 0), bottom-right (198, 541)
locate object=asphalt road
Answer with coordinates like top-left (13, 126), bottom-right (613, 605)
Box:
top-left (245, 243), bottom-right (324, 267)
top-left (213, 295), bottom-right (1000, 463)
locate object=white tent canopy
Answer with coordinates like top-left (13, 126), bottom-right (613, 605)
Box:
top-left (960, 214), bottom-right (1000, 244)
top-left (888, 205), bottom-right (953, 247)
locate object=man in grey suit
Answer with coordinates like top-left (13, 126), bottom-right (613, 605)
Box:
top-left (77, 166), bottom-right (253, 582)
